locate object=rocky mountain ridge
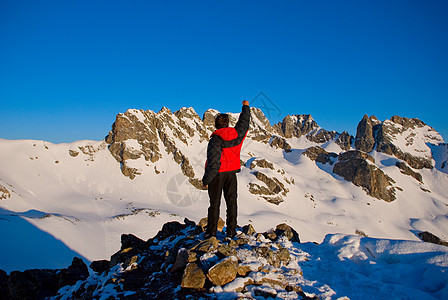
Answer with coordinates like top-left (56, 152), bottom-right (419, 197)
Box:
top-left (104, 106), bottom-right (446, 203)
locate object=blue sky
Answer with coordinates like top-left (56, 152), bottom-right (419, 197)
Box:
top-left (1, 0), bottom-right (447, 143)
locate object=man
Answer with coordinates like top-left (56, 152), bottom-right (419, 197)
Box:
top-left (202, 100), bottom-right (251, 238)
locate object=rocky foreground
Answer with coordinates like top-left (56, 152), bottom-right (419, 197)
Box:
top-left (2, 218), bottom-right (448, 300)
top-left (0, 219), bottom-right (316, 300)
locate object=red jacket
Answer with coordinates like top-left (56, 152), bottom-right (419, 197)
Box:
top-left (202, 105), bottom-right (251, 186)
top-left (212, 127), bottom-right (246, 173)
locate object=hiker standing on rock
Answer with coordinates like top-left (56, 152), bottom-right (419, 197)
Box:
top-left (202, 100), bottom-right (251, 238)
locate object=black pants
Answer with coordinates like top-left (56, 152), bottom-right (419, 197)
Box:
top-left (206, 172), bottom-right (238, 236)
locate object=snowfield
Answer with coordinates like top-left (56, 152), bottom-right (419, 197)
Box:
top-left (0, 108), bottom-right (447, 298)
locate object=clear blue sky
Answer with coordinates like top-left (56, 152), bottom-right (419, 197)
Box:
top-left (1, 0), bottom-right (447, 143)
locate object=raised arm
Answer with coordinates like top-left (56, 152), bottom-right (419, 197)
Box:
top-left (234, 100), bottom-right (250, 138)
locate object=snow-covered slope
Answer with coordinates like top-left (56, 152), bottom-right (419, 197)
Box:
top-left (0, 107), bottom-right (447, 276)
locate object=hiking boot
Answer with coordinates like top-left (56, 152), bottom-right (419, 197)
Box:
top-left (226, 230), bottom-right (237, 239)
top-left (204, 232), bottom-right (216, 239)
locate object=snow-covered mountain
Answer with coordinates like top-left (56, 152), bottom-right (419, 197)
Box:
top-left (1, 106), bottom-right (447, 277)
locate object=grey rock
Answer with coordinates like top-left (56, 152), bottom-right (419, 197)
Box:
top-left (336, 131), bottom-right (354, 151)
top-left (396, 161), bottom-right (423, 182)
top-left (269, 136), bottom-right (292, 152)
top-left (355, 114), bottom-right (376, 153)
top-left (333, 150), bottom-right (396, 202)
top-left (275, 223), bottom-right (300, 243)
top-left (303, 146), bottom-right (338, 165)
top-left (418, 231), bottom-right (448, 247)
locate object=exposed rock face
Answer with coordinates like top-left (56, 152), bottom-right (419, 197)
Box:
top-left (335, 131), bottom-right (354, 151)
top-left (248, 108), bottom-right (282, 143)
top-left (248, 171), bottom-right (290, 205)
top-left (352, 114), bottom-right (445, 170)
top-left (354, 114), bottom-right (376, 153)
top-left (106, 108), bottom-right (201, 179)
top-left (281, 114), bottom-right (318, 138)
top-left (269, 136), bottom-right (292, 152)
top-left (396, 161), bottom-right (423, 183)
top-left (333, 150), bottom-right (397, 202)
top-left (104, 106), bottom-right (443, 205)
top-left (307, 128), bottom-right (337, 144)
top-left (418, 231), bottom-right (448, 247)
top-left (303, 146), bottom-right (338, 165)
top-left (249, 158), bottom-right (275, 170)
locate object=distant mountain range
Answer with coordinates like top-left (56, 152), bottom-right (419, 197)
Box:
top-left (1, 106), bottom-right (447, 275)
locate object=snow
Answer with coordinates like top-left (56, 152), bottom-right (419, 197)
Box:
top-left (298, 234), bottom-right (448, 299)
top-left (0, 109), bottom-right (448, 298)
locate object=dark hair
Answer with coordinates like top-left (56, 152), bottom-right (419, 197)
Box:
top-left (215, 113), bottom-right (229, 129)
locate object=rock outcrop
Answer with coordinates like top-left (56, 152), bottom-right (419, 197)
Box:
top-left (353, 114), bottom-right (444, 170)
top-left (248, 171), bottom-right (290, 205)
top-left (333, 150), bottom-right (397, 202)
top-left (106, 108), bottom-right (201, 179)
top-left (354, 114), bottom-right (378, 153)
top-left (17, 219), bottom-right (314, 300)
top-left (303, 146), bottom-right (338, 165)
top-left (418, 231), bottom-right (448, 247)
top-left (335, 131), bottom-right (354, 151)
top-left (0, 184), bottom-right (11, 200)
top-left (396, 161), bottom-right (423, 183)
top-left (281, 114), bottom-right (318, 138)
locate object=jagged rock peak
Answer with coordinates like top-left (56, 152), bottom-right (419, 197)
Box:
top-left (355, 114), bottom-right (376, 153)
top-left (354, 114), bottom-right (444, 169)
top-left (281, 114), bottom-right (318, 138)
top-left (174, 107), bottom-right (201, 120)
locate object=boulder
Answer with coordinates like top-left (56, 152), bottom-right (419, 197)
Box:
top-left (8, 269), bottom-right (59, 300)
top-left (198, 217), bottom-right (225, 232)
top-left (181, 263), bottom-right (206, 289)
top-left (207, 256), bottom-right (239, 286)
top-left (190, 237), bottom-right (219, 253)
top-left (275, 223), bottom-right (300, 243)
top-left (90, 260), bottom-right (110, 275)
top-left (217, 244), bottom-right (237, 258)
top-left (242, 224), bottom-right (256, 236)
top-left (120, 233), bottom-right (146, 250)
top-left (172, 248), bottom-right (190, 273)
top-left (155, 221), bottom-right (186, 240)
top-left (58, 257), bottom-right (89, 288)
